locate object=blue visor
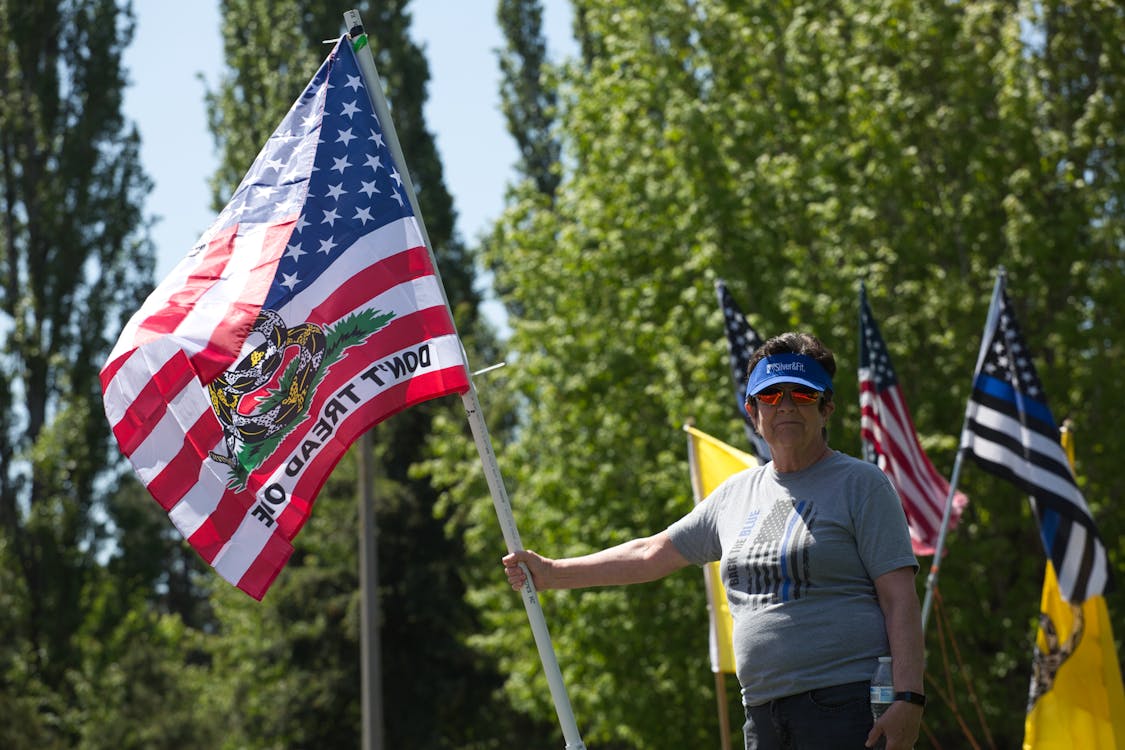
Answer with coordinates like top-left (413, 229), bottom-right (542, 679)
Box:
top-left (745, 353), bottom-right (834, 400)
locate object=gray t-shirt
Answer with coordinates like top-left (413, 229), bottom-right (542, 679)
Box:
top-left (667, 451), bottom-right (916, 706)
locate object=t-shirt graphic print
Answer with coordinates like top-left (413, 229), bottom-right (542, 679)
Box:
top-left (724, 496), bottom-right (817, 609)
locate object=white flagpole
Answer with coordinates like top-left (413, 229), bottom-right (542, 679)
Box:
top-left (343, 12), bottom-right (586, 749)
top-left (920, 269), bottom-right (1006, 631)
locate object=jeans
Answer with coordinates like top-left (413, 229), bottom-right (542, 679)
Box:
top-left (743, 681), bottom-right (873, 750)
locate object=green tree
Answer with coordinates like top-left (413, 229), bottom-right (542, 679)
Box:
top-left (0, 0), bottom-right (155, 740)
top-left (498, 0), bottom-right (561, 199)
top-left (446, 1), bottom-right (1125, 747)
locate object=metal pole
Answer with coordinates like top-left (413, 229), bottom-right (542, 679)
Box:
top-left (358, 432), bottom-right (385, 749)
top-left (343, 11), bottom-right (586, 748)
top-left (919, 449), bottom-right (966, 632)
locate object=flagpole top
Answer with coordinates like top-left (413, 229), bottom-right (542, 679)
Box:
top-left (344, 8), bottom-right (363, 36)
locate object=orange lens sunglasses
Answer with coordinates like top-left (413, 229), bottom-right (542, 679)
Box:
top-left (753, 387), bottom-right (822, 406)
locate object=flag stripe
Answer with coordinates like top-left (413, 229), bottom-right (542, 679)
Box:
top-left (973, 372), bottom-right (1056, 430)
top-left (127, 226), bottom-right (240, 345)
top-left (187, 489), bottom-right (253, 564)
top-left (213, 503), bottom-right (281, 591)
top-left (144, 411), bottom-right (225, 511)
top-left (284, 219), bottom-right (428, 320)
top-left (236, 530), bottom-right (295, 601)
top-left (962, 426), bottom-right (1090, 522)
top-left (126, 378), bottom-right (214, 487)
top-left (1063, 529), bottom-right (1094, 611)
top-left (188, 222), bottom-right (297, 382)
top-left (971, 382), bottom-right (1062, 448)
top-left (110, 352), bottom-right (198, 455)
top-left (308, 245), bottom-right (433, 322)
top-left (964, 404), bottom-right (1082, 507)
top-left (859, 419), bottom-right (941, 540)
top-left (167, 461), bottom-right (234, 539)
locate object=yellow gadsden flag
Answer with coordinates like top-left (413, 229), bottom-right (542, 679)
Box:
top-left (1023, 426), bottom-right (1125, 749)
top-left (684, 425), bottom-right (759, 674)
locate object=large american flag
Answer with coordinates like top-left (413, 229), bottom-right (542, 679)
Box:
top-left (715, 280), bottom-right (770, 460)
top-left (100, 36), bottom-right (469, 599)
top-left (961, 275), bottom-right (1109, 603)
top-left (859, 287), bottom-right (966, 555)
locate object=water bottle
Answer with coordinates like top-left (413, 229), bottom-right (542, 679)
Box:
top-left (870, 656), bottom-right (893, 749)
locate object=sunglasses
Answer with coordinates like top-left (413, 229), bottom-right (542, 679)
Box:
top-left (753, 386), bottom-right (822, 406)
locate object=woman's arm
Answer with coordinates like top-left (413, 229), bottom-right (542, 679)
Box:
top-left (867, 566), bottom-right (925, 749)
top-left (502, 531), bottom-right (691, 591)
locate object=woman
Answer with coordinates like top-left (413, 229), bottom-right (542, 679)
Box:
top-left (504, 332), bottom-right (924, 749)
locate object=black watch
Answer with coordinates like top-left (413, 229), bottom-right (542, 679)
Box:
top-left (893, 691), bottom-right (926, 707)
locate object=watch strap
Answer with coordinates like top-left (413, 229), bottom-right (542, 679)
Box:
top-left (894, 691), bottom-right (926, 707)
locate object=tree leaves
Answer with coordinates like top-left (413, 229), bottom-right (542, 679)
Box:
top-left (460, 1), bottom-right (1125, 747)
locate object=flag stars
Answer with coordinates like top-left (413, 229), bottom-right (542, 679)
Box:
top-left (284, 242), bottom-right (306, 262)
top-left (255, 42), bottom-right (420, 306)
top-left (336, 127), bottom-right (357, 146)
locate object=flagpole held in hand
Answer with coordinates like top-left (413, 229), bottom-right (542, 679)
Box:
top-left (343, 11), bottom-right (586, 749)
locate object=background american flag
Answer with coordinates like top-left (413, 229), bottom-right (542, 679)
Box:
top-left (859, 286), bottom-right (967, 556)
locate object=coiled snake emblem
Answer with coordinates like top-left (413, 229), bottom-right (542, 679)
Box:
top-left (1027, 604), bottom-right (1084, 709)
top-left (208, 309), bottom-right (326, 468)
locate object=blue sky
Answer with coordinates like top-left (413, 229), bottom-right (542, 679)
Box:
top-left (122, 1), bottom-right (574, 281)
